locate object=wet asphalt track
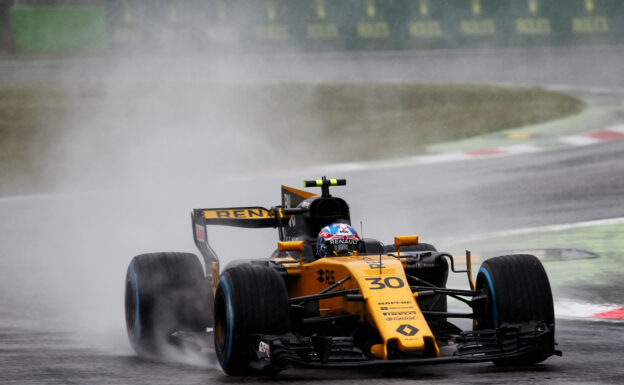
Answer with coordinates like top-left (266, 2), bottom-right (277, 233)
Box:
top-left (1, 319), bottom-right (622, 384)
top-left (1, 47), bottom-right (624, 384)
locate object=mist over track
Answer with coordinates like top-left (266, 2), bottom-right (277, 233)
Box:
top-left (1, 47), bottom-right (624, 384)
top-left (2, 45), bottom-right (624, 91)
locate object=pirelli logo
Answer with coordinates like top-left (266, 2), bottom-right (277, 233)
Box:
top-left (203, 207), bottom-right (274, 219)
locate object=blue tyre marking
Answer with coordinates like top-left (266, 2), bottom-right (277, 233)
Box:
top-left (478, 267), bottom-right (499, 328)
top-left (220, 277), bottom-right (234, 365)
top-left (129, 263), bottom-right (141, 343)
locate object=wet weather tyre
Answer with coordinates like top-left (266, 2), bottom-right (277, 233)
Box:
top-left (475, 254), bottom-right (555, 365)
top-left (125, 252), bottom-right (210, 358)
top-left (214, 264), bottom-right (289, 376)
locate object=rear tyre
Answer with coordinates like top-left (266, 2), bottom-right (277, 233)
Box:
top-left (475, 254), bottom-right (555, 365)
top-left (125, 252), bottom-right (211, 358)
top-left (214, 264), bottom-right (289, 376)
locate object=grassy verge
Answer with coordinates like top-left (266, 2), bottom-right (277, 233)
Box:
top-left (0, 82), bottom-right (585, 195)
top-left (443, 222), bottom-right (624, 305)
top-left (309, 83), bottom-right (584, 147)
top-left (0, 85), bottom-right (85, 194)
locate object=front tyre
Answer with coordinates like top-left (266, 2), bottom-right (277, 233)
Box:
top-left (475, 254), bottom-right (555, 365)
top-left (125, 252), bottom-right (211, 358)
top-left (214, 264), bottom-right (289, 376)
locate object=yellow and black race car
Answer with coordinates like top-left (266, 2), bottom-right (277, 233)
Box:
top-left (124, 177), bottom-right (560, 375)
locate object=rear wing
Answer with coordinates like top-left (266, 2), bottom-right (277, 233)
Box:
top-left (191, 206), bottom-right (289, 291)
top-left (197, 207), bottom-right (287, 228)
top-left (191, 183), bottom-right (321, 294)
top-left (193, 184), bottom-right (319, 250)
top-left (191, 206), bottom-right (288, 265)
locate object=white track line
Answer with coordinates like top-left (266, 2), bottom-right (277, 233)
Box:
top-left (442, 217), bottom-right (624, 245)
top-left (502, 144), bottom-right (541, 154)
top-left (609, 124), bottom-right (624, 134)
top-left (559, 135), bottom-right (602, 146)
top-left (0, 192), bottom-right (61, 202)
top-left (555, 300), bottom-right (624, 321)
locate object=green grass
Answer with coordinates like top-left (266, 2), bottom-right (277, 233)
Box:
top-left (443, 222), bottom-right (624, 305)
top-left (250, 83), bottom-right (585, 158)
top-left (0, 82), bottom-right (585, 195)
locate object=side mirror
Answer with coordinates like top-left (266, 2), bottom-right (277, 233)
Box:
top-left (394, 235), bottom-right (419, 258)
top-left (394, 235), bottom-right (419, 247)
top-left (277, 241), bottom-right (305, 265)
top-left (277, 241), bottom-right (305, 252)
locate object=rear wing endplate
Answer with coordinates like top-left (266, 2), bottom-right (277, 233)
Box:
top-left (191, 183), bottom-right (320, 294)
top-left (191, 206), bottom-right (288, 293)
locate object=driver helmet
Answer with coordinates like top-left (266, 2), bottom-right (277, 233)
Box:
top-left (317, 223), bottom-right (360, 257)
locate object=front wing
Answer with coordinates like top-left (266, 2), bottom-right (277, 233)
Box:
top-left (248, 321), bottom-right (560, 371)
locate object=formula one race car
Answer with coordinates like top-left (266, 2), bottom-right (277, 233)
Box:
top-left (124, 177), bottom-right (560, 375)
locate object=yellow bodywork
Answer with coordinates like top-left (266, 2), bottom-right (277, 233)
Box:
top-left (280, 252), bottom-right (440, 359)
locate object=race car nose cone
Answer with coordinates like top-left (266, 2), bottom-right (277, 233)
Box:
top-left (396, 324), bottom-right (419, 337)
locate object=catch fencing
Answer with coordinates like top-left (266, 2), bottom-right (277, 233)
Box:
top-left (4, 0), bottom-right (624, 53)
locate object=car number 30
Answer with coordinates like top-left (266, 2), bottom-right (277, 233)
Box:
top-left (365, 277), bottom-right (405, 290)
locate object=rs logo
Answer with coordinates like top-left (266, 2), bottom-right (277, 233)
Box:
top-left (317, 269), bottom-right (335, 284)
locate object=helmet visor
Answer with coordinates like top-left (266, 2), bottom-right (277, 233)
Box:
top-left (322, 238), bottom-right (359, 256)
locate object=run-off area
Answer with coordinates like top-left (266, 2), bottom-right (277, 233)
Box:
top-left (442, 218), bottom-right (624, 321)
